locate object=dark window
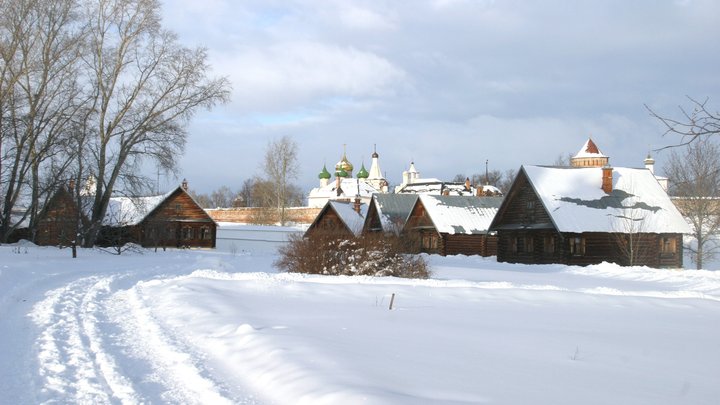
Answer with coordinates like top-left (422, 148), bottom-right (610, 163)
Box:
top-left (569, 236), bottom-right (585, 256)
top-left (525, 236), bottom-right (534, 253)
top-left (543, 235), bottom-right (555, 254)
top-left (661, 237), bottom-right (677, 254)
top-left (421, 232), bottom-right (438, 252)
top-left (182, 227), bottom-right (194, 240)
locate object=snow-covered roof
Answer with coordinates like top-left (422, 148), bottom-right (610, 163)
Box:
top-left (371, 194), bottom-right (418, 232)
top-left (328, 201), bottom-right (368, 236)
top-left (101, 191), bottom-right (172, 226)
top-left (573, 138), bottom-right (607, 158)
top-left (419, 195), bottom-right (503, 234)
top-left (521, 165), bottom-right (691, 234)
top-left (396, 181), bottom-right (474, 196)
top-left (308, 178), bottom-right (379, 201)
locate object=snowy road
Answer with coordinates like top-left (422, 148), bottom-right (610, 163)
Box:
top-left (2, 244), bottom-right (720, 404)
top-left (0, 246), bottom-right (264, 404)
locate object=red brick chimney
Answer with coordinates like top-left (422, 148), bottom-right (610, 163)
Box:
top-left (601, 165), bottom-right (613, 193)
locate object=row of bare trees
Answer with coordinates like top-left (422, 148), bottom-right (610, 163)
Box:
top-left (0, 0), bottom-right (230, 245)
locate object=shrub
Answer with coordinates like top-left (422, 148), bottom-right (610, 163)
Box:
top-left (274, 232), bottom-right (429, 279)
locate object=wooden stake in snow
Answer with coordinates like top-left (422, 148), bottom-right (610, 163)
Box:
top-left (389, 293), bottom-right (395, 310)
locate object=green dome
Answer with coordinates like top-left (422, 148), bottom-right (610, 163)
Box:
top-left (357, 163), bottom-right (369, 179)
top-left (336, 168), bottom-right (348, 178)
top-left (318, 165), bottom-right (331, 179)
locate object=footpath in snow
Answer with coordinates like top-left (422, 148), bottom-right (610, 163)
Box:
top-left (1, 243), bottom-right (719, 404)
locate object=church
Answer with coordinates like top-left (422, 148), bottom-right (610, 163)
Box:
top-left (307, 147), bottom-right (389, 208)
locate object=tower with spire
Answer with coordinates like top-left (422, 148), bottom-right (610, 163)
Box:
top-left (570, 138), bottom-right (609, 168)
top-left (367, 145), bottom-right (388, 192)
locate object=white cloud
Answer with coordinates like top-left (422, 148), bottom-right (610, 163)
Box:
top-left (214, 41), bottom-right (407, 111)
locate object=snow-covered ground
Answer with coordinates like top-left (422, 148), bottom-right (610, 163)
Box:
top-left (1, 240), bottom-right (719, 404)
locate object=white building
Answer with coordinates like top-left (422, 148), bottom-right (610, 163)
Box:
top-left (307, 149), bottom-right (385, 208)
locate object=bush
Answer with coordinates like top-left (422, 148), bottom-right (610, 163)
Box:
top-left (274, 232), bottom-right (430, 279)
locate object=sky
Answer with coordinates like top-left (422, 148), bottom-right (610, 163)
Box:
top-left (158, 0), bottom-right (720, 195)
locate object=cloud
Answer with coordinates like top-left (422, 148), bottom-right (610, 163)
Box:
top-left (213, 41), bottom-right (407, 112)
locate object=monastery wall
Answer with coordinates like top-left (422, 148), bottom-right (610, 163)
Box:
top-left (206, 207), bottom-right (321, 225)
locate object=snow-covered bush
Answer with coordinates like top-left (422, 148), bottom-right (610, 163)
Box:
top-left (274, 233), bottom-right (429, 279)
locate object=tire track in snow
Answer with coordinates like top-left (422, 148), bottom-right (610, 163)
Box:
top-left (30, 271), bottom-right (244, 404)
top-left (30, 275), bottom-right (140, 403)
top-left (107, 283), bottom-right (241, 404)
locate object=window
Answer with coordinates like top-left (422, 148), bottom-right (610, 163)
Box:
top-left (512, 236), bottom-right (521, 253)
top-left (661, 237), bottom-right (677, 254)
top-left (525, 200), bottom-right (536, 222)
top-left (543, 235), bottom-right (555, 254)
top-left (421, 232), bottom-right (438, 252)
top-left (182, 227), bottom-right (194, 240)
top-left (525, 236), bottom-right (534, 253)
top-left (569, 236), bottom-right (585, 256)
top-left (200, 226), bottom-right (212, 240)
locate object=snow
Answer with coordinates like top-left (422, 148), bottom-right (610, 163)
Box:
top-left (523, 165), bottom-right (691, 234)
top-left (328, 201), bottom-right (368, 236)
top-left (1, 238), bottom-right (719, 404)
top-left (573, 138), bottom-right (607, 158)
top-left (419, 195), bottom-right (502, 234)
top-left (308, 178), bottom-right (380, 208)
top-left (102, 192), bottom-right (171, 226)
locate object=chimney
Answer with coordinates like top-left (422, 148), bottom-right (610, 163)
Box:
top-left (181, 178), bottom-right (188, 191)
top-left (464, 177), bottom-right (471, 191)
top-left (68, 179), bottom-right (76, 192)
top-left (601, 165), bottom-right (613, 193)
top-left (353, 196), bottom-right (361, 214)
top-left (336, 175), bottom-right (342, 196)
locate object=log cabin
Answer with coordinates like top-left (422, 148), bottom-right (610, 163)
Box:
top-left (489, 165), bottom-right (690, 268)
top-left (97, 184), bottom-right (217, 248)
top-left (33, 186), bottom-right (87, 246)
top-left (304, 199), bottom-right (368, 239)
top-left (402, 195), bottom-right (503, 256)
top-left (362, 194), bottom-right (418, 235)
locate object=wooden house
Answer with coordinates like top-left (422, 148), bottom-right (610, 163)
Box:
top-left (489, 165), bottom-right (691, 268)
top-left (362, 194), bottom-right (418, 235)
top-left (97, 185), bottom-right (217, 248)
top-left (34, 186), bottom-right (86, 246)
top-left (402, 195), bottom-right (503, 256)
top-left (305, 200), bottom-right (367, 239)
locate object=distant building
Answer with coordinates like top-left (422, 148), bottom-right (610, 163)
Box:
top-left (307, 148), bottom-right (386, 208)
top-left (395, 162), bottom-right (502, 197)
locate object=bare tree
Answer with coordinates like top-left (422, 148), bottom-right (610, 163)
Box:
top-left (553, 152), bottom-right (573, 167)
top-left (0, 0), bottom-right (84, 242)
top-left (78, 0), bottom-right (230, 246)
top-left (261, 136), bottom-right (299, 225)
top-left (647, 96), bottom-right (720, 147)
top-left (210, 185), bottom-right (234, 208)
top-left (498, 169), bottom-right (517, 193)
top-left (665, 138), bottom-right (720, 269)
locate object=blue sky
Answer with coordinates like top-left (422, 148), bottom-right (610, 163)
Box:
top-left (159, 0), bottom-right (720, 194)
